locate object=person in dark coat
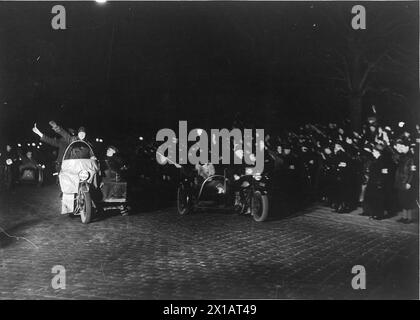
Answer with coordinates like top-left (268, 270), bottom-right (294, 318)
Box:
top-left (394, 138), bottom-right (418, 223)
top-left (363, 145), bottom-right (395, 219)
top-left (18, 150), bottom-right (40, 173)
top-left (331, 142), bottom-right (354, 213)
top-left (278, 142), bottom-right (303, 211)
top-left (32, 122), bottom-right (70, 172)
top-left (0, 144), bottom-right (19, 189)
top-left (100, 146), bottom-right (129, 215)
top-left (56, 126), bottom-right (93, 160)
top-left (318, 145), bottom-right (336, 205)
top-left (101, 146), bottom-right (125, 183)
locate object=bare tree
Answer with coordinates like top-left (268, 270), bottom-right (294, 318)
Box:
top-left (316, 3), bottom-right (417, 129)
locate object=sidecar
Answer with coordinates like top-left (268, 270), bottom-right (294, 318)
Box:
top-left (177, 167), bottom-right (231, 215)
top-left (176, 166), bottom-right (270, 222)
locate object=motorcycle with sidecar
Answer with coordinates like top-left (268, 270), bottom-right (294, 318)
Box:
top-left (176, 165), bottom-right (270, 222)
top-left (58, 140), bottom-right (129, 224)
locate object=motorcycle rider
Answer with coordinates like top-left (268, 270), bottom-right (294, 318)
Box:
top-left (19, 150), bottom-right (41, 177)
top-left (100, 146), bottom-right (129, 215)
top-left (66, 127), bottom-right (94, 159)
top-left (33, 122), bottom-right (93, 160)
top-left (32, 122), bottom-right (69, 173)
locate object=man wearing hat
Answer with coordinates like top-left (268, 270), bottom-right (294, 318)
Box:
top-left (394, 137), bottom-right (418, 223)
top-left (363, 143), bottom-right (396, 219)
top-left (330, 141), bottom-right (354, 213)
top-left (67, 127), bottom-right (94, 159)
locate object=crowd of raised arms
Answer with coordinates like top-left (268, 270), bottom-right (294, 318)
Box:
top-left (1, 115), bottom-right (419, 222)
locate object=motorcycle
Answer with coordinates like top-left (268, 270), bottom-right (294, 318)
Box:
top-left (177, 165), bottom-right (270, 222)
top-left (233, 169), bottom-right (270, 222)
top-left (59, 140), bottom-right (129, 224)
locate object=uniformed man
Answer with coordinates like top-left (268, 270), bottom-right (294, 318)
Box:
top-left (363, 145), bottom-right (395, 219)
top-left (394, 138), bottom-right (418, 223)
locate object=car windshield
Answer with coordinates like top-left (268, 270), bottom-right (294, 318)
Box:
top-left (63, 141), bottom-right (95, 160)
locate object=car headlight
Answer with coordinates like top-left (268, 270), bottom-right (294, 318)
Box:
top-left (233, 174), bottom-right (240, 181)
top-left (254, 174), bottom-right (262, 181)
top-left (78, 170), bottom-right (90, 181)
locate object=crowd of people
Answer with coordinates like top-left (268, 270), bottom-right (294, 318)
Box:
top-left (1, 114), bottom-right (419, 223)
top-left (262, 116), bottom-right (419, 223)
top-left (120, 113), bottom-right (419, 223)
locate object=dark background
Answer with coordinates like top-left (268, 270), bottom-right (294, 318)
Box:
top-left (0, 1), bottom-right (418, 145)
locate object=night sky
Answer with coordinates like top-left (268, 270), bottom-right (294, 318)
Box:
top-left (0, 1), bottom-right (418, 145)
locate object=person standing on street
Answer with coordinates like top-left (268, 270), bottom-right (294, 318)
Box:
top-left (394, 138), bottom-right (418, 223)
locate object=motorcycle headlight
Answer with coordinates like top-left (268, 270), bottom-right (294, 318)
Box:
top-left (78, 170), bottom-right (90, 181)
top-left (233, 174), bottom-right (240, 181)
top-left (6, 159), bottom-right (12, 165)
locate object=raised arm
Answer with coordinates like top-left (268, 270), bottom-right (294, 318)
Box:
top-left (32, 123), bottom-right (60, 148)
top-left (49, 121), bottom-right (72, 144)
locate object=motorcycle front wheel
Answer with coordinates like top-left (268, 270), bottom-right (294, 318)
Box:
top-left (79, 191), bottom-right (93, 224)
top-left (251, 190), bottom-right (269, 222)
top-left (177, 185), bottom-right (193, 215)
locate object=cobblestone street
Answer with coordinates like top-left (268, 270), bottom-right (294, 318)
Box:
top-left (0, 185), bottom-right (418, 299)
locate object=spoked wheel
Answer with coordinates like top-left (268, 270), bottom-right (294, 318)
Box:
top-left (79, 191), bottom-right (93, 224)
top-left (177, 185), bottom-right (193, 215)
top-left (233, 193), bottom-right (246, 214)
top-left (251, 190), bottom-right (269, 222)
